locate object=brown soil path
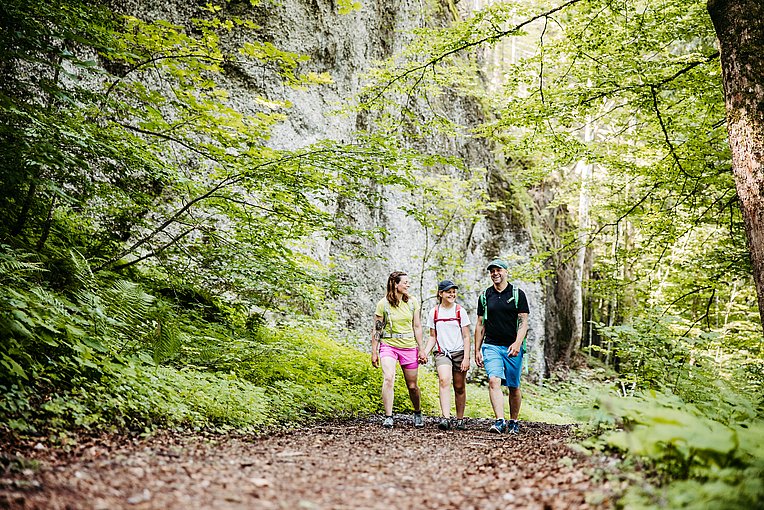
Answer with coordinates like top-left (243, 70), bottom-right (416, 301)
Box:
top-left (1, 416), bottom-right (622, 510)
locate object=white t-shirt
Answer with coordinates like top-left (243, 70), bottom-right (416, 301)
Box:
top-left (426, 303), bottom-right (471, 353)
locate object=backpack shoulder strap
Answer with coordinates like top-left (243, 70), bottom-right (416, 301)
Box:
top-left (480, 288), bottom-right (489, 321)
top-left (433, 305), bottom-right (441, 353)
top-left (384, 301), bottom-right (393, 337)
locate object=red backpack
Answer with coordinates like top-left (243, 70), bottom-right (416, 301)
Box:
top-left (433, 304), bottom-right (462, 354)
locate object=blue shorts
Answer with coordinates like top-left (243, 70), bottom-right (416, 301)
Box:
top-left (482, 343), bottom-right (523, 388)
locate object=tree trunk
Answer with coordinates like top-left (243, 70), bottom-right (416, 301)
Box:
top-left (544, 253), bottom-right (578, 375)
top-left (569, 117), bottom-right (594, 359)
top-left (708, 0), bottom-right (764, 329)
top-left (541, 201), bottom-right (580, 376)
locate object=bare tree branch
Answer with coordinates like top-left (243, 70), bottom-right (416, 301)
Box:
top-left (104, 53), bottom-right (228, 100)
top-left (112, 226), bottom-right (197, 271)
top-left (650, 84), bottom-right (698, 180)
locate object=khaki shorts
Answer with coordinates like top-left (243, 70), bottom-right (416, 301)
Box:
top-left (434, 349), bottom-right (465, 369)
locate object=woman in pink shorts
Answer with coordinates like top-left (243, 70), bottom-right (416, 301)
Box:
top-left (371, 271), bottom-right (425, 429)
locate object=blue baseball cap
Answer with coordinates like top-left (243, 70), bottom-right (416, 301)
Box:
top-left (486, 259), bottom-right (508, 270)
top-left (438, 280), bottom-right (458, 292)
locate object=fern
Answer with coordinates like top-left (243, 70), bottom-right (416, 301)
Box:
top-left (0, 246), bottom-right (44, 285)
top-left (28, 287), bottom-right (69, 319)
top-left (590, 390), bottom-right (764, 508)
top-left (103, 279), bottom-right (155, 350)
top-left (151, 319), bottom-right (183, 363)
top-left (67, 249), bottom-right (97, 291)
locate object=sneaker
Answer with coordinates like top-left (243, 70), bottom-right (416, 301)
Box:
top-left (413, 412), bottom-right (424, 428)
top-left (382, 416), bottom-right (394, 429)
top-left (507, 420), bottom-right (520, 434)
top-left (438, 418), bottom-right (451, 430)
top-left (454, 419), bottom-right (466, 430)
top-left (489, 419), bottom-right (506, 434)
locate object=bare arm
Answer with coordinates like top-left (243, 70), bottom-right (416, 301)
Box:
top-left (460, 324), bottom-right (471, 371)
top-left (474, 316), bottom-right (485, 367)
top-left (509, 312), bottom-right (529, 357)
top-left (517, 313), bottom-right (529, 342)
top-left (371, 314), bottom-right (383, 367)
top-left (423, 328), bottom-right (437, 356)
top-left (413, 308), bottom-right (424, 351)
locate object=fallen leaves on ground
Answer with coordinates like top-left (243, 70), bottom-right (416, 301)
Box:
top-left (0, 416), bottom-right (623, 509)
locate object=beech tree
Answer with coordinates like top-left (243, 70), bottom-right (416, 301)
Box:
top-left (708, 0), bottom-right (764, 328)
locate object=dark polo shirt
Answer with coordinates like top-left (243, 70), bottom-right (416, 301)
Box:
top-left (477, 284), bottom-right (529, 346)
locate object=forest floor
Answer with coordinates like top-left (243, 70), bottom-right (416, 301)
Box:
top-left (0, 415), bottom-right (627, 510)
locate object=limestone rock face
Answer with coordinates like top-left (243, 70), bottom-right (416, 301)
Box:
top-left (118, 0), bottom-right (545, 375)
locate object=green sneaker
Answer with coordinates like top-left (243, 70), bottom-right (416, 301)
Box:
top-left (382, 416), bottom-right (393, 429)
top-left (437, 418), bottom-right (451, 430)
top-left (413, 412), bottom-right (424, 428)
top-left (454, 418), bottom-right (466, 430)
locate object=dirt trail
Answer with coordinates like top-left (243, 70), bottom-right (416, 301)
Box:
top-left (1, 416), bottom-right (622, 509)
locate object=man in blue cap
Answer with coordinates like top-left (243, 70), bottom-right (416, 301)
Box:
top-left (474, 258), bottom-right (530, 434)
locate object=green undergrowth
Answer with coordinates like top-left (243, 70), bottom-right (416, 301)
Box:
top-left (576, 389), bottom-right (764, 509)
top-left (567, 343), bottom-right (764, 510)
top-left (1, 324), bottom-right (441, 438)
top-left (0, 254), bottom-right (439, 439)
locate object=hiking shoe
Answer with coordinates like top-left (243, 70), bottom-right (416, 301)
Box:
top-left (507, 420), bottom-right (520, 434)
top-left (382, 416), bottom-right (394, 429)
top-left (489, 419), bottom-right (506, 434)
top-left (413, 412), bottom-right (424, 428)
top-left (454, 419), bottom-right (466, 430)
top-left (438, 418), bottom-right (451, 430)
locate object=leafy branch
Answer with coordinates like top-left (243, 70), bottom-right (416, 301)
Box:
top-left (365, 0), bottom-right (585, 104)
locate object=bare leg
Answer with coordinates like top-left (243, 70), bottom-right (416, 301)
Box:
top-left (380, 356), bottom-right (397, 416)
top-left (452, 370), bottom-right (467, 419)
top-left (488, 376), bottom-right (505, 420)
top-left (402, 367), bottom-right (421, 412)
top-left (436, 364), bottom-right (453, 418)
top-left (508, 387), bottom-right (522, 421)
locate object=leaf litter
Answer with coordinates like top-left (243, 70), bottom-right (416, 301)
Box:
top-left (0, 416), bottom-right (624, 509)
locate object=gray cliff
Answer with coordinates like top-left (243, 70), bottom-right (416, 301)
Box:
top-left (116, 0), bottom-right (547, 375)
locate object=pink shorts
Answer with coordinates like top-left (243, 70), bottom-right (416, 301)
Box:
top-left (379, 343), bottom-right (419, 370)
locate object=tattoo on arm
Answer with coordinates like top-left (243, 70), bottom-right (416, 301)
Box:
top-left (373, 319), bottom-right (383, 343)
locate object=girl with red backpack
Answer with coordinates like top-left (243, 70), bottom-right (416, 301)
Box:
top-left (422, 280), bottom-right (471, 430)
